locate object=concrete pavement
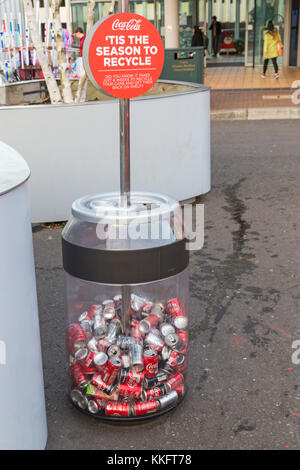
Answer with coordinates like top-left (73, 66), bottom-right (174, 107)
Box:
top-left (34, 120), bottom-right (300, 449)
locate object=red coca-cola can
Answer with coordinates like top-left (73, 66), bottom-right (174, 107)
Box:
top-left (70, 362), bottom-right (89, 388)
top-left (118, 383), bottom-right (142, 399)
top-left (177, 329), bottom-right (188, 345)
top-left (94, 352), bottom-right (108, 373)
top-left (144, 349), bottom-right (159, 378)
top-left (78, 311), bottom-right (93, 324)
top-left (68, 323), bottom-right (86, 352)
top-left (89, 304), bottom-right (102, 318)
top-left (167, 350), bottom-right (186, 372)
top-left (75, 348), bottom-right (97, 374)
top-left (131, 400), bottom-right (159, 416)
top-left (139, 314), bottom-right (160, 335)
top-left (98, 338), bottom-right (110, 353)
top-left (175, 383), bottom-right (185, 397)
top-left (141, 385), bottom-right (166, 401)
top-left (102, 357), bottom-right (121, 385)
top-left (91, 373), bottom-right (112, 393)
top-left (141, 302), bottom-right (153, 315)
top-left (105, 401), bottom-right (131, 417)
top-left (126, 370), bottom-right (144, 387)
top-left (166, 299), bottom-right (188, 329)
top-left (130, 318), bottom-right (142, 339)
top-left (165, 372), bottom-right (183, 393)
top-left (166, 298), bottom-right (182, 316)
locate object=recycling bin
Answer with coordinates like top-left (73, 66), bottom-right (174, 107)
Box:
top-left (0, 141), bottom-right (47, 449)
top-left (62, 191), bottom-right (189, 421)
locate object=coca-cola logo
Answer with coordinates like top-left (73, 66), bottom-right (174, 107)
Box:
top-left (146, 363), bottom-right (158, 374)
top-left (127, 371), bottom-right (142, 387)
top-left (112, 19), bottom-right (142, 31)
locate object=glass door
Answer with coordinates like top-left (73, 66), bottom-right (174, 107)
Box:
top-left (289, 0), bottom-right (299, 66)
top-left (246, 0), bottom-right (285, 67)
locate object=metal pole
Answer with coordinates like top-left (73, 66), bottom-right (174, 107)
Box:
top-left (119, 0), bottom-right (130, 206)
top-left (119, 0), bottom-right (131, 335)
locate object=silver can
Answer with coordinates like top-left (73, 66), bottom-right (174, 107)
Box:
top-left (105, 320), bottom-right (121, 343)
top-left (103, 304), bottom-right (116, 321)
top-left (80, 319), bottom-right (93, 340)
top-left (160, 323), bottom-right (175, 337)
top-left (117, 335), bottom-right (136, 349)
top-left (131, 294), bottom-right (146, 314)
top-left (93, 313), bottom-right (106, 339)
top-left (165, 333), bottom-right (184, 351)
top-left (151, 302), bottom-right (165, 321)
top-left (121, 354), bottom-right (131, 369)
top-left (87, 337), bottom-right (99, 353)
top-left (161, 345), bottom-right (172, 361)
top-left (173, 316), bottom-right (188, 330)
top-left (70, 388), bottom-right (83, 405)
top-left (130, 341), bottom-right (144, 372)
top-left (157, 390), bottom-right (178, 409)
top-left (94, 352), bottom-right (108, 371)
top-left (106, 344), bottom-right (121, 358)
top-left (145, 330), bottom-right (164, 351)
top-left (71, 388), bottom-right (88, 409)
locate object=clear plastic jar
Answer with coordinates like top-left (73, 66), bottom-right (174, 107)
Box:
top-left (62, 192), bottom-right (189, 421)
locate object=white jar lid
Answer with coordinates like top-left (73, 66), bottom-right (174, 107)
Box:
top-left (71, 191), bottom-right (180, 225)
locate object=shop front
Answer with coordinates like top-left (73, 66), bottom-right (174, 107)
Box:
top-left (34, 0), bottom-right (298, 68)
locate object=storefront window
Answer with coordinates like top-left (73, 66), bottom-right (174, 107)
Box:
top-left (179, 0), bottom-right (196, 47)
top-left (71, 1), bottom-right (164, 42)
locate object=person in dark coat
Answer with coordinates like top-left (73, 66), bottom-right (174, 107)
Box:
top-left (191, 25), bottom-right (204, 47)
top-left (209, 16), bottom-right (222, 56)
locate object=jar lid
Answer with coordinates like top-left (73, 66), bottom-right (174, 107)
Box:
top-left (71, 192), bottom-right (180, 224)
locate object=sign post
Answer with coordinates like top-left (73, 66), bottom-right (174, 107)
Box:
top-left (82, 1), bottom-right (164, 333)
top-left (119, 0), bottom-right (130, 207)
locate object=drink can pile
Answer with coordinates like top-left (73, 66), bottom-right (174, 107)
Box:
top-left (68, 295), bottom-right (188, 419)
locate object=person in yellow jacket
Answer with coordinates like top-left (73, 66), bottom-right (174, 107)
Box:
top-left (261, 20), bottom-right (283, 79)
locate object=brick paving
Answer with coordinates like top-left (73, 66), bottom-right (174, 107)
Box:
top-left (211, 88), bottom-right (297, 111)
top-left (205, 66), bottom-right (300, 111)
top-left (205, 66), bottom-right (300, 90)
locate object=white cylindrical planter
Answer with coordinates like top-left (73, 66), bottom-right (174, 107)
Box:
top-left (0, 81), bottom-right (210, 223)
top-left (0, 142), bottom-right (47, 450)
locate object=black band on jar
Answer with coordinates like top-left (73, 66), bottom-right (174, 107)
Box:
top-left (62, 237), bottom-right (189, 284)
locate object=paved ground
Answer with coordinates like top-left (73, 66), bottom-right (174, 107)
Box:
top-left (205, 66), bottom-right (300, 90)
top-left (34, 120), bottom-right (300, 450)
top-left (211, 88), bottom-right (298, 111)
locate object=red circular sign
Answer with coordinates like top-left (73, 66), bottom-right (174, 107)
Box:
top-left (83, 13), bottom-right (165, 99)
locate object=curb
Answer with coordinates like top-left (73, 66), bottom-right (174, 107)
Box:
top-left (211, 106), bottom-right (300, 120)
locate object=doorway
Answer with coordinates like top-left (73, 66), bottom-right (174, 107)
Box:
top-left (289, 0), bottom-right (299, 65)
top-left (204, 0), bottom-right (246, 67)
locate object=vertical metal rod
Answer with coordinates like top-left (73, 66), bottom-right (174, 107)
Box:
top-left (120, 98), bottom-right (130, 206)
top-left (119, 0), bottom-right (131, 335)
top-left (119, 0), bottom-right (130, 206)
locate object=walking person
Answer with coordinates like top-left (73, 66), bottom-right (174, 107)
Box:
top-left (209, 16), bottom-right (222, 57)
top-left (261, 20), bottom-right (283, 79)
